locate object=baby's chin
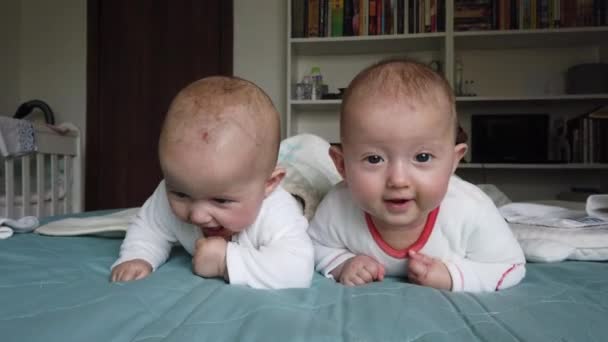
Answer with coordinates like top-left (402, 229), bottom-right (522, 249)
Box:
top-left (368, 208), bottom-right (427, 229)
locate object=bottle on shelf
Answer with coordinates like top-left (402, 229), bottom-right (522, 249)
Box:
top-left (455, 59), bottom-right (464, 96)
top-left (298, 75), bottom-right (313, 100)
top-left (310, 66), bottom-right (323, 100)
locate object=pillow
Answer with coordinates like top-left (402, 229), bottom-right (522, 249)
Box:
top-left (517, 239), bottom-right (575, 263)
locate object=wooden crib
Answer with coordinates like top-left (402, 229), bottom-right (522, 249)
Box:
top-left (1, 123), bottom-right (82, 219)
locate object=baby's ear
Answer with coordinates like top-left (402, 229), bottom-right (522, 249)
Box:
top-left (452, 143), bottom-right (468, 173)
top-left (329, 145), bottom-right (347, 180)
top-left (264, 166), bottom-right (286, 197)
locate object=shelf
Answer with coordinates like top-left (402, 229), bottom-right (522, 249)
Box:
top-left (454, 26), bottom-right (608, 50)
top-left (290, 33), bottom-right (446, 56)
top-left (291, 95), bottom-right (608, 108)
top-left (458, 163), bottom-right (608, 170)
top-left (290, 99), bottom-right (341, 111)
top-left (456, 94), bottom-right (608, 102)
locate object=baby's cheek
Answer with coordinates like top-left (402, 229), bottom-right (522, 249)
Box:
top-left (168, 201), bottom-right (189, 222)
top-left (227, 206), bottom-right (259, 232)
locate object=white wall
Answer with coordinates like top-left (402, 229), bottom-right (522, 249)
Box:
top-left (234, 0), bottom-right (287, 137)
top-left (19, 0), bottom-right (87, 135)
top-left (0, 1), bottom-right (21, 116)
top-left (5, 0), bottom-right (282, 138)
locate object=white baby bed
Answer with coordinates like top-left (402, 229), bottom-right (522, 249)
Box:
top-left (1, 123), bottom-right (82, 219)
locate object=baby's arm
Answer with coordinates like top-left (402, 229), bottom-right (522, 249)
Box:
top-left (443, 203), bottom-right (526, 292)
top-left (307, 197), bottom-right (357, 278)
top-left (307, 192), bottom-right (384, 286)
top-left (224, 196), bottom-right (314, 289)
top-left (225, 226), bottom-right (314, 289)
top-left (111, 182), bottom-right (176, 282)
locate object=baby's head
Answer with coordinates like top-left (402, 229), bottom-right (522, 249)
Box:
top-left (340, 58), bottom-right (459, 144)
top-left (158, 76), bottom-right (284, 239)
top-left (331, 59), bottom-right (467, 231)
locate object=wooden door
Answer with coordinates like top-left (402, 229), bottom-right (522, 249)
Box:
top-left (86, 0), bottom-right (232, 210)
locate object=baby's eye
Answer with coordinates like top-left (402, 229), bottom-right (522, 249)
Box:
top-left (415, 153), bottom-right (432, 163)
top-left (366, 155), bottom-right (384, 164)
top-left (171, 191), bottom-right (189, 199)
top-left (213, 198), bottom-right (232, 204)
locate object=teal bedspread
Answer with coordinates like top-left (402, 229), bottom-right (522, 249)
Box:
top-left (1, 217), bottom-right (607, 342)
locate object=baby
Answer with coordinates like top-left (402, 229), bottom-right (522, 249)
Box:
top-left (110, 76), bottom-right (314, 289)
top-left (308, 59), bottom-right (526, 292)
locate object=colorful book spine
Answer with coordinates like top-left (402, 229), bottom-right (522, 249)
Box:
top-left (308, 0), bottom-right (320, 36)
top-left (331, 0), bottom-right (344, 36)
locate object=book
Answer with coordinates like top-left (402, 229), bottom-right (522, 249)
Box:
top-left (308, 0), bottom-right (320, 36)
top-left (344, 0), bottom-right (355, 35)
top-left (292, 0), bottom-right (307, 37)
top-left (331, 0), bottom-right (344, 36)
top-left (369, 0), bottom-right (378, 34)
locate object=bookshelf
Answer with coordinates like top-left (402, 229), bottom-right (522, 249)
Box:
top-left (286, 0), bottom-right (608, 200)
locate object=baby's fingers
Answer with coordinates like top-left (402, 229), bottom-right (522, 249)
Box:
top-left (407, 258), bottom-right (428, 280)
top-left (408, 250), bottom-right (434, 266)
top-left (133, 267), bottom-right (150, 280)
top-left (363, 262), bottom-right (385, 281)
top-left (376, 264), bottom-right (386, 281)
top-left (343, 274), bottom-right (369, 287)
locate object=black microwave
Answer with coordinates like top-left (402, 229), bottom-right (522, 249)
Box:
top-left (471, 114), bottom-right (549, 163)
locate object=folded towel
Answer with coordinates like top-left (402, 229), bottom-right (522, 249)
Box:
top-left (0, 116), bottom-right (37, 157)
top-left (278, 134), bottom-right (342, 220)
top-left (0, 216), bottom-right (39, 239)
top-left (586, 194), bottom-right (608, 221)
top-left (35, 208), bottom-right (139, 237)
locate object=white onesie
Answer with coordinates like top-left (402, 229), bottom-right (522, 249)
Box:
top-left (308, 176), bottom-right (526, 292)
top-left (113, 180), bottom-right (314, 289)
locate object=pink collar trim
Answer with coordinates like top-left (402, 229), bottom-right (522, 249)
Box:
top-left (365, 207), bottom-right (439, 259)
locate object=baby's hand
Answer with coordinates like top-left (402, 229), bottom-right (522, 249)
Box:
top-left (407, 250), bottom-right (452, 290)
top-left (192, 237), bottom-right (228, 279)
top-left (333, 255), bottom-right (385, 286)
top-left (110, 259), bottom-right (153, 282)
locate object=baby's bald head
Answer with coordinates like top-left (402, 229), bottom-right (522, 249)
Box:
top-left (159, 76), bottom-right (281, 176)
top-left (340, 58), bottom-right (457, 143)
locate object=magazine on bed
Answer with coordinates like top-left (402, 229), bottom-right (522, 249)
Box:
top-left (500, 194), bottom-right (608, 229)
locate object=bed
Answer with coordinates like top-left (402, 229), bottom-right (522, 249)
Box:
top-left (1, 210), bottom-right (607, 342)
top-left (3, 134), bottom-right (608, 341)
top-left (0, 120), bottom-right (82, 219)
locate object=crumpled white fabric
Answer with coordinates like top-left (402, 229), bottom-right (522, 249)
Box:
top-left (586, 194), bottom-right (608, 221)
top-left (0, 216), bottom-right (39, 239)
top-left (277, 134), bottom-right (342, 220)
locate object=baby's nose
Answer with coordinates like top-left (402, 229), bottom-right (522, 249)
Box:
top-left (189, 206), bottom-right (213, 226)
top-left (386, 165), bottom-right (410, 188)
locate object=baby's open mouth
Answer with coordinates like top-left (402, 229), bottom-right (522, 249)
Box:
top-left (384, 198), bottom-right (412, 212)
top-left (200, 226), bottom-right (225, 236)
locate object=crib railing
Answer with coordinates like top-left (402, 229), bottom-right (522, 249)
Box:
top-left (1, 125), bottom-right (82, 219)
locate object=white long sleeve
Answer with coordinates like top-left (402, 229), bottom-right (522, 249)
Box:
top-left (111, 182), bottom-right (183, 270)
top-left (112, 181), bottom-right (314, 289)
top-left (308, 177), bottom-right (526, 292)
top-left (225, 187), bottom-right (314, 289)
